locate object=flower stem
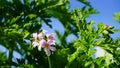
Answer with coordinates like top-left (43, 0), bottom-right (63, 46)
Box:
top-left (48, 56), bottom-right (52, 68)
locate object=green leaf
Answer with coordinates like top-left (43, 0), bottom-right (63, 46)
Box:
top-left (28, 14), bottom-right (37, 19)
top-left (67, 46), bottom-right (81, 63)
top-left (114, 12), bottom-right (120, 23)
top-left (78, 0), bottom-right (91, 7)
top-left (85, 61), bottom-right (93, 67)
top-left (104, 51), bottom-right (113, 67)
top-left (87, 20), bottom-right (95, 31)
top-left (11, 16), bottom-right (21, 24)
top-left (0, 51), bottom-right (7, 65)
top-left (97, 23), bottom-right (105, 34)
top-left (23, 30), bottom-right (30, 38)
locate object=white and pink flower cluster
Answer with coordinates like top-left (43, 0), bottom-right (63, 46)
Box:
top-left (32, 30), bottom-right (56, 56)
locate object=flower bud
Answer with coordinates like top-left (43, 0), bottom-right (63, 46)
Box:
top-left (102, 30), bottom-right (109, 35)
top-left (108, 26), bottom-right (114, 29)
top-left (108, 30), bottom-right (114, 34)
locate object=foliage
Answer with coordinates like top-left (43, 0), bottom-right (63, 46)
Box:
top-left (114, 12), bottom-right (120, 23)
top-left (0, 0), bottom-right (120, 68)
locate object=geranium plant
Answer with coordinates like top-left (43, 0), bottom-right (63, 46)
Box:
top-left (0, 0), bottom-right (120, 68)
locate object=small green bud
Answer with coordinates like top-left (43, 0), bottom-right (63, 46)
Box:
top-left (108, 30), bottom-right (114, 34)
top-left (108, 26), bottom-right (114, 29)
top-left (103, 24), bottom-right (108, 29)
top-left (102, 30), bottom-right (109, 35)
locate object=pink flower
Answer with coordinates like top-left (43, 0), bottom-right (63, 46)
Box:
top-left (33, 33), bottom-right (38, 39)
top-left (32, 40), bottom-right (39, 47)
top-left (37, 32), bottom-right (43, 40)
top-left (32, 40), bottom-right (43, 51)
top-left (46, 33), bottom-right (55, 45)
top-left (40, 39), bottom-right (56, 56)
top-left (32, 32), bottom-right (44, 49)
top-left (46, 33), bottom-right (55, 40)
top-left (32, 30), bottom-right (56, 56)
top-left (33, 30), bottom-right (47, 40)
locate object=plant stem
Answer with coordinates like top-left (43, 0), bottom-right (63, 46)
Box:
top-left (48, 56), bottom-right (52, 68)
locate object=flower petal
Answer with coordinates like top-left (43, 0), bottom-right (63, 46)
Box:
top-left (44, 48), bottom-right (51, 56)
top-left (40, 39), bottom-right (47, 46)
top-left (52, 40), bottom-right (55, 45)
top-left (32, 41), bottom-right (38, 48)
top-left (46, 33), bottom-right (55, 40)
top-left (47, 40), bottom-right (54, 45)
top-left (38, 32), bottom-right (43, 40)
top-left (38, 45), bottom-right (42, 51)
top-left (42, 30), bottom-right (48, 33)
top-left (33, 33), bottom-right (37, 39)
top-left (50, 46), bottom-right (56, 51)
